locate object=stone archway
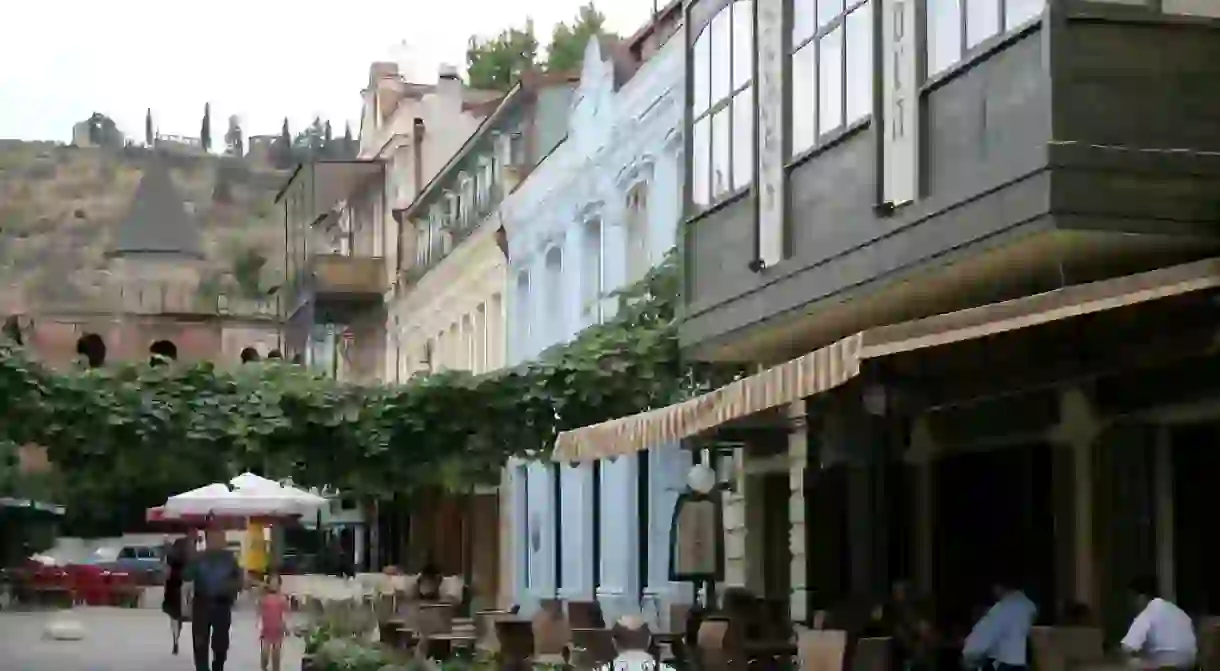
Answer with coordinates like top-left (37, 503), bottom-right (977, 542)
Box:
top-left (75, 333), bottom-right (107, 368)
top-left (148, 339), bottom-right (178, 366)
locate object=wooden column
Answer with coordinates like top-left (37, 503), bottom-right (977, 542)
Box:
top-left (788, 400), bottom-right (810, 623)
top-left (1154, 426), bottom-right (1175, 601)
top-left (907, 417), bottom-right (936, 595)
top-left (1049, 387), bottom-right (1103, 611)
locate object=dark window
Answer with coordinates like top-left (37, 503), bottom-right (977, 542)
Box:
top-left (690, 0), bottom-right (755, 210)
top-left (927, 0), bottom-right (1044, 76)
top-left (149, 339), bottom-right (178, 366)
top-left (790, 0), bottom-right (873, 156)
top-left (76, 333), bottom-right (107, 368)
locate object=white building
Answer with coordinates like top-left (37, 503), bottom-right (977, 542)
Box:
top-left (500, 14), bottom-right (689, 626)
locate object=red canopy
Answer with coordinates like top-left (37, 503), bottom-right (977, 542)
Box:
top-left (145, 506), bottom-right (294, 530)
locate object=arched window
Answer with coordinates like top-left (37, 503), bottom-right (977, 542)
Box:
top-left (544, 247), bottom-right (564, 343)
top-left (76, 333), bottom-right (106, 368)
top-left (515, 270), bottom-right (531, 359)
top-left (790, 0), bottom-right (873, 156)
top-left (691, 0), bottom-right (754, 210)
top-left (149, 339), bottom-right (178, 367)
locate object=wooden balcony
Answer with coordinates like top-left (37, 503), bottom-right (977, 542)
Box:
top-left (295, 254), bottom-right (387, 315)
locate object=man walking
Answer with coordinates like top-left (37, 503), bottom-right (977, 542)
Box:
top-left (962, 576), bottom-right (1038, 671)
top-left (185, 527), bottom-right (244, 671)
top-left (1121, 576), bottom-right (1196, 670)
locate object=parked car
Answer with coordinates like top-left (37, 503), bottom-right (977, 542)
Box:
top-left (81, 545), bottom-right (165, 585)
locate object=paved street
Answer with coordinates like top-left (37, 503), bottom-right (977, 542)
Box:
top-left (0, 607), bottom-right (304, 671)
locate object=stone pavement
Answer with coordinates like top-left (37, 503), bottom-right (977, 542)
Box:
top-left (0, 606), bottom-right (304, 671)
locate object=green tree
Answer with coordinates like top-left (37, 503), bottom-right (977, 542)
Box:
top-left (466, 20), bottom-right (539, 92)
top-left (201, 103), bottom-right (212, 152)
top-left (546, 3), bottom-right (615, 73)
top-left (145, 109), bottom-right (154, 146)
top-left (343, 122), bottom-right (355, 158)
top-left (273, 118), bottom-right (293, 169)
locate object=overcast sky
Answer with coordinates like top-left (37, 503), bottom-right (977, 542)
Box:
top-left (0, 0), bottom-right (657, 144)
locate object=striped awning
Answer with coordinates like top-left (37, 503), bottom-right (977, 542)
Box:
top-left (551, 257), bottom-right (1220, 462)
top-left (552, 335), bottom-right (864, 462)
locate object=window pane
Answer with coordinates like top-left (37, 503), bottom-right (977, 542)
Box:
top-left (732, 87), bottom-right (754, 190)
top-left (845, 1), bottom-right (872, 124)
top-left (791, 42), bottom-right (816, 155)
top-left (711, 9), bottom-right (732, 103)
top-left (793, 0), bottom-right (816, 46)
top-left (1005, 0), bottom-right (1043, 29)
top-left (927, 0), bottom-right (962, 76)
top-left (693, 29), bottom-right (711, 115)
top-left (817, 0), bottom-right (844, 29)
top-left (966, 0), bottom-right (1000, 48)
top-left (818, 26), bottom-right (843, 135)
top-left (732, 1), bottom-right (753, 90)
top-left (712, 108), bottom-right (732, 197)
top-left (692, 117), bottom-right (710, 207)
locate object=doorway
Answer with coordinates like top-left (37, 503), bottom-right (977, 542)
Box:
top-left (934, 443), bottom-right (1055, 634)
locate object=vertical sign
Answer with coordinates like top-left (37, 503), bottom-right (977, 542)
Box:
top-left (757, 0), bottom-right (786, 267)
top-left (882, 0), bottom-right (919, 206)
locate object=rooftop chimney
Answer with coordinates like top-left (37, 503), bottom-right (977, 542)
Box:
top-left (371, 62), bottom-right (405, 121)
top-left (437, 63), bottom-right (463, 107)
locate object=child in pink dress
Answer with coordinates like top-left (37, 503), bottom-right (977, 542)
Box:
top-left (258, 573), bottom-right (289, 671)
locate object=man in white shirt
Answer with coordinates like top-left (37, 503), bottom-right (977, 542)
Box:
top-left (1121, 576), bottom-right (1196, 670)
top-left (962, 578), bottom-right (1038, 671)
top-left (597, 615), bottom-right (675, 671)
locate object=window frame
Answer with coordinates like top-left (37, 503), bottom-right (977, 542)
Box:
top-left (787, 0), bottom-right (874, 160)
top-left (926, 0), bottom-right (1045, 78)
top-left (688, 0), bottom-right (756, 213)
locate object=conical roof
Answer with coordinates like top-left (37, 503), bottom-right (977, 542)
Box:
top-left (109, 158), bottom-right (203, 258)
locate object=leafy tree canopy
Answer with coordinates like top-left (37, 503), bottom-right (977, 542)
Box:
top-left (546, 3), bottom-right (616, 74)
top-left (0, 254), bottom-right (741, 532)
top-left (466, 20), bottom-right (540, 92)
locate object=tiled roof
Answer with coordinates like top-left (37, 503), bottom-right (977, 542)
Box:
top-left (110, 158), bottom-right (203, 258)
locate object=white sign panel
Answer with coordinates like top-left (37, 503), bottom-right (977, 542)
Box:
top-left (881, 0), bottom-right (919, 206)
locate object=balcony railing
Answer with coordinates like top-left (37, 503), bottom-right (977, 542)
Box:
top-left (294, 254), bottom-right (387, 312)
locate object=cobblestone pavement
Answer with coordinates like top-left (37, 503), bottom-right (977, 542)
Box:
top-left (0, 606), bottom-right (304, 671)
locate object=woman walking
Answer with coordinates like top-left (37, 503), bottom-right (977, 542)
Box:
top-left (162, 530), bottom-right (196, 655)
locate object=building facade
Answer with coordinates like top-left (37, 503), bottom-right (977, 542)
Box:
top-left (278, 62), bottom-right (500, 383)
top-left (499, 22), bottom-right (688, 623)
top-left (555, 0), bottom-right (1220, 643)
top-left (384, 70), bottom-right (579, 609)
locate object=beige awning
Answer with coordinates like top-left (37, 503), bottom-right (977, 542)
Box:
top-left (552, 257), bottom-right (1220, 463)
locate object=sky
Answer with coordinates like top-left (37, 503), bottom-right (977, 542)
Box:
top-left (0, 0), bottom-right (658, 144)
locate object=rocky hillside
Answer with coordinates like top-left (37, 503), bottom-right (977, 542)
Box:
top-left (0, 140), bottom-right (288, 311)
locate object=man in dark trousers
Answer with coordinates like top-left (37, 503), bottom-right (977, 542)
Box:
top-left (184, 526), bottom-right (244, 671)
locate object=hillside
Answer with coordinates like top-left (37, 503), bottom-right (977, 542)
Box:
top-left (0, 140), bottom-right (288, 312)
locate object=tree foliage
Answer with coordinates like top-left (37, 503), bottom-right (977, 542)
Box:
top-left (84, 113), bottom-right (124, 148)
top-left (546, 3), bottom-right (616, 74)
top-left (145, 109), bottom-right (154, 147)
top-left (201, 103), bottom-right (212, 152)
top-left (466, 20), bottom-right (540, 92)
top-left (0, 254), bottom-right (740, 530)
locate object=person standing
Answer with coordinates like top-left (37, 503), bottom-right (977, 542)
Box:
top-left (162, 530), bottom-right (197, 655)
top-left (597, 615), bottom-right (675, 671)
top-left (185, 527), bottom-right (244, 671)
top-left (258, 573), bottom-right (289, 671)
top-left (961, 578), bottom-right (1037, 671)
top-left (1121, 576), bottom-right (1196, 670)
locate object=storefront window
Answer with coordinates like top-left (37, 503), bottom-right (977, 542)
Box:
top-left (928, 0), bottom-right (1044, 76)
top-left (690, 0), bottom-right (754, 210)
top-left (790, 0), bottom-right (872, 157)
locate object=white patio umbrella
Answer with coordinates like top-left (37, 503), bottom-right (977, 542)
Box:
top-left (164, 482), bottom-right (298, 517)
top-left (229, 472), bottom-right (328, 514)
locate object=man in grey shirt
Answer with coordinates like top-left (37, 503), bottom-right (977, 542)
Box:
top-left (184, 527), bottom-right (243, 671)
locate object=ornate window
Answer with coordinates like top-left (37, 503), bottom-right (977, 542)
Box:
top-left (458, 173), bottom-right (474, 226)
top-left (927, 0), bottom-right (1043, 77)
top-left (625, 182), bottom-right (650, 284)
top-left (581, 217), bottom-right (604, 324)
top-left (791, 0), bottom-right (873, 157)
top-left (477, 158), bottom-right (494, 210)
top-left (690, 0), bottom-right (754, 210)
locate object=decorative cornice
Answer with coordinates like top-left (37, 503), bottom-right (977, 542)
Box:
top-left (615, 155), bottom-right (657, 190)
